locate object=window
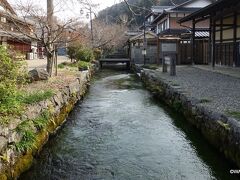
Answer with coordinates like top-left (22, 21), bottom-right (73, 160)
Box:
top-left (164, 20), bottom-right (167, 30)
top-left (157, 19), bottom-right (168, 34)
top-left (178, 13), bottom-right (184, 18)
top-left (1, 17), bottom-right (6, 23)
top-left (0, 6), bottom-right (5, 11)
top-left (171, 13), bottom-right (177, 17)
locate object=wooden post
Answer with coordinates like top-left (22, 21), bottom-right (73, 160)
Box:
top-left (192, 19), bottom-right (196, 65)
top-left (162, 54), bottom-right (167, 73)
top-left (126, 61), bottom-right (130, 69)
top-left (220, 13), bottom-right (223, 65)
top-left (170, 55), bottom-right (176, 76)
top-left (233, 11), bottom-right (237, 67)
top-left (208, 17), bottom-right (212, 64)
top-left (212, 17), bottom-right (216, 68)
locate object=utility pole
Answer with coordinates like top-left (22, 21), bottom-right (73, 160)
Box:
top-left (80, 2), bottom-right (97, 49)
top-left (143, 17), bottom-right (146, 65)
top-left (143, 0), bottom-right (146, 65)
top-left (89, 7), bottom-right (94, 48)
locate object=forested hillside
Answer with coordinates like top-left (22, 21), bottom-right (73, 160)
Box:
top-left (97, 0), bottom-right (189, 28)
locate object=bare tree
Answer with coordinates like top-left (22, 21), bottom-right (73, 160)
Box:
top-left (91, 19), bottom-right (128, 53)
top-left (8, 0), bottom-right (129, 71)
top-left (5, 0), bottom-right (83, 76)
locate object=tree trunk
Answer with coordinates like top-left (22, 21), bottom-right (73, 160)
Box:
top-left (47, 0), bottom-right (54, 77)
top-left (47, 52), bottom-right (53, 77)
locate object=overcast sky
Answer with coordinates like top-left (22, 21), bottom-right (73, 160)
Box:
top-left (8, 0), bottom-right (120, 21)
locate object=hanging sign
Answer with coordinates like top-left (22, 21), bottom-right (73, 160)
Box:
top-left (162, 43), bottom-right (177, 52)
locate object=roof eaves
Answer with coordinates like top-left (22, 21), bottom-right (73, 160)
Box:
top-left (178, 0), bottom-right (237, 23)
top-left (152, 11), bottom-right (167, 24)
top-left (170, 0), bottom-right (193, 10)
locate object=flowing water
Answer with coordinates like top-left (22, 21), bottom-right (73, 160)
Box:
top-left (19, 69), bottom-right (238, 180)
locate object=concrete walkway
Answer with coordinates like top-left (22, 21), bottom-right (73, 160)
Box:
top-left (26, 56), bottom-right (70, 70)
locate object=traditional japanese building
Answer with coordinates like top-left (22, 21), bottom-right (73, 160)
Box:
top-left (128, 31), bottom-right (158, 64)
top-left (129, 0), bottom-right (214, 65)
top-left (179, 0), bottom-right (240, 67)
top-left (140, 6), bottom-right (174, 33)
top-left (151, 0), bottom-right (214, 65)
top-left (0, 0), bottom-right (35, 57)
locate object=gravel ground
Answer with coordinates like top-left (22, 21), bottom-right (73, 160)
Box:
top-left (153, 66), bottom-right (240, 114)
top-left (26, 56), bottom-right (70, 70)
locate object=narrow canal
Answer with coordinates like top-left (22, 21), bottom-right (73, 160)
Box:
top-left (20, 69), bottom-right (237, 180)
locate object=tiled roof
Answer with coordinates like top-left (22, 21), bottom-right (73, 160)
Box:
top-left (158, 29), bottom-right (189, 36)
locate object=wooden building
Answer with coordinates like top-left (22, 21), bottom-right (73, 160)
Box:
top-left (129, 31), bottom-right (158, 64)
top-left (140, 6), bottom-right (174, 33)
top-left (151, 0), bottom-right (214, 65)
top-left (0, 0), bottom-right (35, 56)
top-left (179, 0), bottom-right (240, 67)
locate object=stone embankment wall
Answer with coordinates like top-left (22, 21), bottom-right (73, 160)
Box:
top-left (137, 67), bottom-right (240, 168)
top-left (0, 67), bottom-right (97, 180)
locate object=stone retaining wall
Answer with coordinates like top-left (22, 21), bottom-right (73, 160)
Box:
top-left (0, 67), bottom-right (97, 179)
top-left (138, 67), bottom-right (240, 168)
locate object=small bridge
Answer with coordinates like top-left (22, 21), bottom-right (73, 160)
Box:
top-left (99, 58), bottom-right (130, 69)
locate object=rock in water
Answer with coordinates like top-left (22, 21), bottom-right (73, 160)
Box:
top-left (29, 68), bottom-right (49, 81)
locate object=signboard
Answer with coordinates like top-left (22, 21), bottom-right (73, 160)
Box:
top-left (164, 56), bottom-right (171, 65)
top-left (162, 43), bottom-right (177, 52)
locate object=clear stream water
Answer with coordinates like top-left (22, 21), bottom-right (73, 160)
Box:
top-left (19, 69), bottom-right (238, 180)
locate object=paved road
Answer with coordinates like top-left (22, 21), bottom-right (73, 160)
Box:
top-left (26, 56), bottom-right (70, 70)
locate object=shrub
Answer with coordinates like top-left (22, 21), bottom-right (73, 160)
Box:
top-left (67, 46), bottom-right (78, 62)
top-left (77, 61), bottom-right (90, 71)
top-left (0, 46), bottom-right (27, 116)
top-left (93, 48), bottom-right (102, 60)
top-left (58, 63), bottom-right (65, 69)
top-left (76, 48), bottom-right (94, 62)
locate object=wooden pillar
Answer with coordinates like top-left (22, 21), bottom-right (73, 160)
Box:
top-left (233, 11), bottom-right (237, 67)
top-left (212, 17), bottom-right (216, 68)
top-left (126, 61), bottom-right (130, 69)
top-left (192, 19), bottom-right (196, 65)
top-left (208, 17), bottom-right (212, 64)
top-left (220, 14), bottom-right (223, 65)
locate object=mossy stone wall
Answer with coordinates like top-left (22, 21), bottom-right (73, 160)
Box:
top-left (138, 68), bottom-right (240, 168)
top-left (0, 69), bottom-right (96, 179)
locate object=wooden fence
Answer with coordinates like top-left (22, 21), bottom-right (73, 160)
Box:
top-left (179, 39), bottom-right (209, 65)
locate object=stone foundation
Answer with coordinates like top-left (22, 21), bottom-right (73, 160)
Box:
top-left (137, 67), bottom-right (240, 168)
top-left (0, 67), bottom-right (97, 179)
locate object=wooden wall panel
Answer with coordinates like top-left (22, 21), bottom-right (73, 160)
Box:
top-left (223, 29), bottom-right (233, 40)
top-left (216, 31), bottom-right (221, 41)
